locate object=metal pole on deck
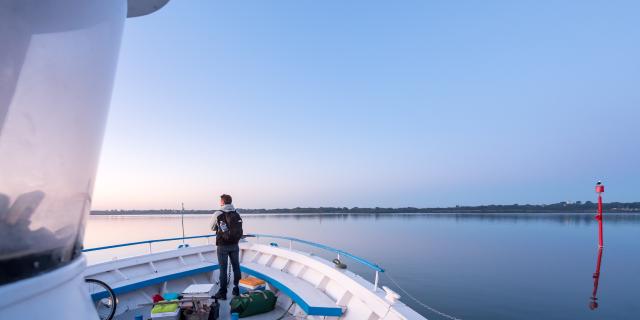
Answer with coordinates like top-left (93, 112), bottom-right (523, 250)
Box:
top-left (181, 202), bottom-right (186, 245)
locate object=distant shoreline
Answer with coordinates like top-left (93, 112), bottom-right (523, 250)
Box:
top-left (89, 212), bottom-right (640, 217)
top-left (91, 202), bottom-right (640, 215)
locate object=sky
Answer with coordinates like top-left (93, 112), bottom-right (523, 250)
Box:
top-left (92, 0), bottom-right (640, 210)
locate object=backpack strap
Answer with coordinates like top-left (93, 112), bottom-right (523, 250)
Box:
top-left (223, 210), bottom-right (237, 227)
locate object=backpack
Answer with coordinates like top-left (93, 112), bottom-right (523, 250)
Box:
top-left (218, 211), bottom-right (243, 244)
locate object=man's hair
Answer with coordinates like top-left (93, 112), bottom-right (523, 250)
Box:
top-left (221, 194), bottom-right (232, 205)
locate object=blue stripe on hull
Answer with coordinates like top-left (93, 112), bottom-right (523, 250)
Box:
top-left (91, 265), bottom-right (220, 300)
top-left (240, 266), bottom-right (343, 317)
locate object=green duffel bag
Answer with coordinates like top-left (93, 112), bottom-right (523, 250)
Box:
top-left (229, 290), bottom-right (278, 318)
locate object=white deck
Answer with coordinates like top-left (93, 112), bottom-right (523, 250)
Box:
top-left (84, 242), bottom-right (426, 320)
top-left (242, 261), bottom-right (341, 315)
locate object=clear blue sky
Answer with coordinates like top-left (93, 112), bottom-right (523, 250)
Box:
top-left (92, 0), bottom-right (640, 210)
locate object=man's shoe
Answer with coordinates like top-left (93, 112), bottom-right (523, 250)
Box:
top-left (213, 291), bottom-right (227, 300)
top-left (232, 286), bottom-right (240, 296)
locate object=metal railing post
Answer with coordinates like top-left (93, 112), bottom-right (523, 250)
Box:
top-left (148, 242), bottom-right (152, 254)
top-left (374, 271), bottom-right (379, 291)
top-left (289, 240), bottom-right (293, 250)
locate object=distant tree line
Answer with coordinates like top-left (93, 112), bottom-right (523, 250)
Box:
top-left (90, 201), bottom-right (640, 215)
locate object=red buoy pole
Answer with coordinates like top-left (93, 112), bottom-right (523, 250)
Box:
top-left (595, 181), bottom-right (605, 248)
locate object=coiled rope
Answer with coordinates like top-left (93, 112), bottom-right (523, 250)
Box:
top-left (383, 273), bottom-right (463, 320)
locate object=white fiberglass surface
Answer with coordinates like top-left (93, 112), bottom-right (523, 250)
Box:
top-left (0, 0), bottom-right (126, 285)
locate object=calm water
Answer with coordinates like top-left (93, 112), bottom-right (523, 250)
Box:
top-left (85, 213), bottom-right (640, 320)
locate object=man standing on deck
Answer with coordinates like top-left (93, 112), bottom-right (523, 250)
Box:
top-left (210, 194), bottom-right (243, 299)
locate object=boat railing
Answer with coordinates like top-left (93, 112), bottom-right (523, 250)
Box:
top-left (83, 233), bottom-right (384, 290)
top-left (82, 234), bottom-right (216, 253)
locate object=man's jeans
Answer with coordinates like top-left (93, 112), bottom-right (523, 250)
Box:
top-left (217, 244), bottom-right (241, 293)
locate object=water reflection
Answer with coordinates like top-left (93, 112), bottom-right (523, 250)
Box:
top-left (589, 247), bottom-right (604, 310)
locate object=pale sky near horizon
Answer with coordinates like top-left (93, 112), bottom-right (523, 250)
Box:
top-left (92, 0), bottom-right (640, 210)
